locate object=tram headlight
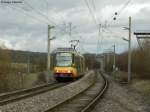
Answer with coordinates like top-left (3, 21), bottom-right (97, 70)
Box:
top-left (67, 70), bottom-right (71, 73)
top-left (56, 70), bottom-right (59, 73)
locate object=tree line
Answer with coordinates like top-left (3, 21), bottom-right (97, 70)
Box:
top-left (116, 40), bottom-right (150, 79)
top-left (0, 49), bottom-right (47, 74)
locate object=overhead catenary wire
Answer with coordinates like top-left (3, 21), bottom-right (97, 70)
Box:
top-left (23, 0), bottom-right (56, 25)
top-left (84, 0), bottom-right (98, 28)
top-left (1, 0), bottom-right (83, 51)
top-left (89, 0), bottom-right (101, 24)
top-left (118, 0), bottom-right (132, 16)
top-left (43, 0), bottom-right (66, 23)
top-left (44, 0), bottom-right (49, 21)
top-left (5, 4), bottom-right (49, 24)
top-left (89, 0), bottom-right (103, 54)
top-left (40, 0), bottom-right (67, 25)
top-left (88, 0), bottom-right (106, 54)
top-left (41, 0), bottom-right (74, 37)
top-left (5, 2), bottom-right (70, 39)
top-left (106, 0), bottom-right (132, 28)
top-left (4, 1), bottom-right (54, 25)
top-left (34, 1), bottom-right (73, 36)
top-left (101, 0), bottom-right (133, 48)
top-left (84, 0), bottom-right (104, 55)
top-left (91, 0), bottom-right (96, 10)
top-left (85, 0), bottom-right (130, 54)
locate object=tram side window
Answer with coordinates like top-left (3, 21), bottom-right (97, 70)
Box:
top-left (80, 57), bottom-right (83, 72)
top-left (51, 54), bottom-right (56, 70)
top-left (83, 58), bottom-right (85, 71)
top-left (75, 56), bottom-right (81, 72)
top-left (72, 54), bottom-right (75, 64)
top-left (82, 58), bottom-right (85, 72)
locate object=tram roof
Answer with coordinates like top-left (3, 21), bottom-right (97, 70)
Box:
top-left (53, 48), bottom-right (84, 58)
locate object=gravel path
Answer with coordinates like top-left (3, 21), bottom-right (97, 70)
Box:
top-left (91, 73), bottom-right (149, 112)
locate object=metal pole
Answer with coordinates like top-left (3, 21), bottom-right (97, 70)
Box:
top-left (69, 22), bottom-right (72, 38)
top-left (27, 54), bottom-right (30, 74)
top-left (47, 25), bottom-right (50, 72)
top-left (113, 45), bottom-right (116, 71)
top-left (47, 25), bottom-right (54, 82)
top-left (21, 73), bottom-right (24, 88)
top-left (73, 45), bottom-right (76, 50)
top-left (70, 40), bottom-right (80, 50)
top-left (98, 24), bottom-right (101, 70)
top-left (128, 16), bottom-right (132, 82)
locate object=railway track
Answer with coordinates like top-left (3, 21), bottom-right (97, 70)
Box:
top-left (46, 71), bottom-right (108, 112)
top-left (81, 71), bottom-right (108, 112)
top-left (0, 82), bottom-right (67, 106)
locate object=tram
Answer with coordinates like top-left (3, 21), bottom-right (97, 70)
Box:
top-left (52, 48), bottom-right (86, 81)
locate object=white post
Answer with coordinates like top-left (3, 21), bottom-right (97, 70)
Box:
top-left (47, 25), bottom-right (54, 83)
top-left (27, 54), bottom-right (30, 74)
top-left (128, 16), bottom-right (132, 83)
top-left (113, 45), bottom-right (116, 71)
top-left (69, 22), bottom-right (72, 38)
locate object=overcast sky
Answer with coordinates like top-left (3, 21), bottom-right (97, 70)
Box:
top-left (0, 0), bottom-right (150, 53)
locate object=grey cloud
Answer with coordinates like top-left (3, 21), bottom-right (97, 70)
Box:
top-left (0, 0), bottom-right (150, 53)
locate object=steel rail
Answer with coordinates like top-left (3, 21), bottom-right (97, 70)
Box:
top-left (45, 71), bottom-right (108, 112)
top-left (80, 71), bottom-right (108, 112)
top-left (0, 82), bottom-right (67, 105)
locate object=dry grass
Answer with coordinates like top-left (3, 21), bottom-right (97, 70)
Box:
top-left (131, 79), bottom-right (150, 104)
top-left (112, 71), bottom-right (128, 82)
top-left (0, 72), bottom-right (46, 93)
top-left (113, 71), bottom-right (150, 104)
top-left (22, 73), bottom-right (39, 88)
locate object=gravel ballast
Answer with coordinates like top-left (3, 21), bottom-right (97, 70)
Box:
top-left (49, 71), bottom-right (104, 112)
top-left (0, 71), bottom-right (96, 112)
top-left (91, 73), bottom-right (149, 112)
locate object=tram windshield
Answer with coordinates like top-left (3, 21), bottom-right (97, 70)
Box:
top-left (56, 52), bottom-right (72, 67)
